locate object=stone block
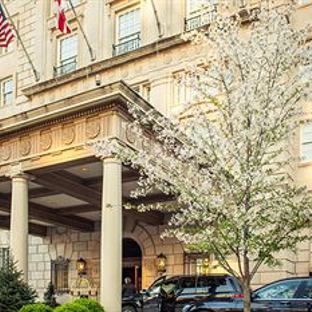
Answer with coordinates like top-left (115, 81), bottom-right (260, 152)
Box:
top-left (38, 245), bottom-right (49, 254)
top-left (73, 242), bottom-right (88, 252)
top-left (79, 232), bottom-right (91, 242)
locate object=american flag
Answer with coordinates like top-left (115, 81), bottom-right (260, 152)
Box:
top-left (0, 1), bottom-right (14, 48)
top-left (54, 0), bottom-right (72, 34)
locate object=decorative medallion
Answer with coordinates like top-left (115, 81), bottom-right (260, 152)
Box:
top-left (20, 138), bottom-right (31, 156)
top-left (86, 119), bottom-right (100, 139)
top-left (62, 126), bottom-right (75, 145)
top-left (142, 137), bottom-right (152, 153)
top-left (0, 145), bottom-right (12, 161)
top-left (40, 132), bottom-right (53, 151)
top-left (126, 123), bottom-right (136, 144)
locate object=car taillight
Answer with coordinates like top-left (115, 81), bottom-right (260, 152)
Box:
top-left (232, 294), bottom-right (244, 298)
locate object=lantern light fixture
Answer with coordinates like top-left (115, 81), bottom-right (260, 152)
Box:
top-left (157, 253), bottom-right (167, 273)
top-left (77, 258), bottom-right (87, 275)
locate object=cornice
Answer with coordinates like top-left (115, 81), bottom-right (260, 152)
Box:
top-left (0, 81), bottom-right (153, 140)
top-left (22, 34), bottom-right (184, 97)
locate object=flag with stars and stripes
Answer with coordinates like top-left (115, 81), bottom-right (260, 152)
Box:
top-left (0, 1), bottom-right (14, 48)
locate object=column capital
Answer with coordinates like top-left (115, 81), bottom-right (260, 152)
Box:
top-left (5, 163), bottom-right (30, 181)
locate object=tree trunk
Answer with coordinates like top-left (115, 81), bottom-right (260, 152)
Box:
top-left (243, 255), bottom-right (251, 312)
top-left (243, 279), bottom-right (251, 312)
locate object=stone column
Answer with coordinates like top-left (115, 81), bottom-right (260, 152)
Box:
top-left (10, 173), bottom-right (29, 281)
top-left (100, 157), bottom-right (122, 312)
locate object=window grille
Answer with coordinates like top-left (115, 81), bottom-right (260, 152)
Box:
top-left (0, 248), bottom-right (9, 269)
top-left (51, 257), bottom-right (70, 294)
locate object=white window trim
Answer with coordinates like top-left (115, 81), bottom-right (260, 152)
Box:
top-left (115, 4), bottom-right (141, 44)
top-left (0, 77), bottom-right (14, 107)
top-left (300, 122), bottom-right (312, 162)
top-left (57, 32), bottom-right (78, 67)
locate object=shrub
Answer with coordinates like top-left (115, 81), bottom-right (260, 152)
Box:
top-left (73, 298), bottom-right (105, 312)
top-left (0, 257), bottom-right (37, 312)
top-left (43, 282), bottom-right (59, 308)
top-left (54, 302), bottom-right (90, 312)
top-left (19, 303), bottom-right (53, 312)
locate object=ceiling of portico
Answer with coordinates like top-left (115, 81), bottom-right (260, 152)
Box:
top-left (0, 158), bottom-right (174, 237)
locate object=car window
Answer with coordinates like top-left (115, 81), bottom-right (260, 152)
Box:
top-left (148, 277), bottom-right (166, 296)
top-left (298, 279), bottom-right (312, 299)
top-left (255, 280), bottom-right (302, 300)
top-left (197, 277), bottom-right (235, 294)
top-left (161, 278), bottom-right (180, 294)
top-left (180, 277), bottom-right (196, 294)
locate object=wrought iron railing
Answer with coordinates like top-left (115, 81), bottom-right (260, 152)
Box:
top-left (185, 7), bottom-right (218, 32)
top-left (113, 33), bottom-right (141, 56)
top-left (54, 56), bottom-right (77, 77)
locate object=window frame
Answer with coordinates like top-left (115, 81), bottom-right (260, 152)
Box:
top-left (0, 77), bottom-right (14, 107)
top-left (51, 257), bottom-right (70, 294)
top-left (115, 5), bottom-right (141, 44)
top-left (55, 32), bottom-right (78, 76)
top-left (300, 122), bottom-right (312, 162)
top-left (113, 4), bottom-right (141, 56)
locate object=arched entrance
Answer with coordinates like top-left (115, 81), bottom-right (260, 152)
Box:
top-left (123, 238), bottom-right (142, 292)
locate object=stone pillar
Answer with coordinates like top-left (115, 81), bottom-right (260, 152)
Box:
top-left (100, 157), bottom-right (122, 312)
top-left (10, 173), bottom-right (29, 281)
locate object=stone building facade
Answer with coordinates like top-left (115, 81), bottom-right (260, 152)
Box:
top-left (0, 0), bottom-right (312, 311)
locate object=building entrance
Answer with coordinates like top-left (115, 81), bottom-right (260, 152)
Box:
top-left (122, 238), bottom-right (142, 292)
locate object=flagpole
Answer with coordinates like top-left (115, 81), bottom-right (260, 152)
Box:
top-left (68, 0), bottom-right (96, 62)
top-left (0, 0), bottom-right (40, 82)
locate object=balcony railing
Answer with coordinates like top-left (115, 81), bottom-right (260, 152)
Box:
top-left (54, 56), bottom-right (77, 77)
top-left (185, 7), bottom-right (218, 32)
top-left (113, 33), bottom-right (141, 56)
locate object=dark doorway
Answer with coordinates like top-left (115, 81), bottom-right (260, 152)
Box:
top-left (123, 238), bottom-right (142, 292)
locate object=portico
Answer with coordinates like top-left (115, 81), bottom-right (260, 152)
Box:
top-left (0, 81), bottom-right (182, 311)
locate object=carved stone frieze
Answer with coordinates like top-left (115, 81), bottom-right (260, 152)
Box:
top-left (62, 125), bottom-right (76, 145)
top-left (20, 137), bottom-right (32, 156)
top-left (86, 119), bottom-right (101, 139)
top-left (1, 145), bottom-right (12, 161)
top-left (126, 123), bottom-right (136, 144)
top-left (40, 131), bottom-right (53, 151)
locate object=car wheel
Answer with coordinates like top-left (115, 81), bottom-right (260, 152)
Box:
top-left (122, 306), bottom-right (137, 312)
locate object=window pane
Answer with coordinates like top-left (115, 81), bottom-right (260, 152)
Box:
top-left (301, 123), bottom-right (312, 161)
top-left (60, 35), bottom-right (78, 63)
top-left (118, 8), bottom-right (140, 41)
top-left (2, 79), bottom-right (13, 106)
top-left (256, 280), bottom-right (302, 300)
top-left (299, 280), bottom-right (312, 299)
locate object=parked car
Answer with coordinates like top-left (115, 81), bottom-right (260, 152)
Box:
top-left (183, 277), bottom-right (312, 312)
top-left (122, 274), bottom-right (243, 312)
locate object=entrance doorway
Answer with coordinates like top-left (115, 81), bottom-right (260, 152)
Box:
top-left (122, 238), bottom-right (142, 292)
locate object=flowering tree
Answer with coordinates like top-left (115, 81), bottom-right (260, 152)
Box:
top-left (93, 4), bottom-right (312, 312)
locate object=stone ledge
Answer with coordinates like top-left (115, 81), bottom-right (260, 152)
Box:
top-left (22, 35), bottom-right (185, 97)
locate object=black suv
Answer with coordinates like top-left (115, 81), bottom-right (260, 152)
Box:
top-left (184, 277), bottom-right (312, 312)
top-left (122, 274), bottom-right (243, 312)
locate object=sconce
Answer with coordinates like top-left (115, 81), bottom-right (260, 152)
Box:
top-left (157, 253), bottom-right (167, 273)
top-left (202, 257), bottom-right (210, 275)
top-left (77, 258), bottom-right (87, 275)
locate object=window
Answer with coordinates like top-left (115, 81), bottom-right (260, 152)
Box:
top-left (114, 7), bottom-right (141, 56)
top-left (255, 280), bottom-right (302, 300)
top-left (0, 248), bottom-right (9, 269)
top-left (51, 257), bottom-right (70, 293)
top-left (55, 34), bottom-right (78, 76)
top-left (185, 0), bottom-right (218, 31)
top-left (0, 77), bottom-right (14, 107)
top-left (300, 280), bottom-right (312, 299)
top-left (66, 0), bottom-right (80, 10)
top-left (132, 83), bottom-right (151, 102)
top-left (301, 123), bottom-right (312, 161)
